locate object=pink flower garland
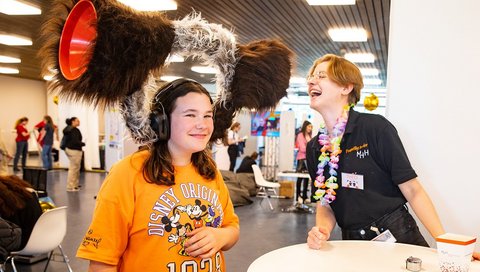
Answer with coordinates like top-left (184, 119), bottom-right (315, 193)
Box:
top-left (314, 106), bottom-right (349, 206)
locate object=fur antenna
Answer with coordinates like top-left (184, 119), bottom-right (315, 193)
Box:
top-left (39, 0), bottom-right (175, 106)
top-left (171, 13), bottom-right (237, 107)
top-left (120, 75), bottom-right (159, 145)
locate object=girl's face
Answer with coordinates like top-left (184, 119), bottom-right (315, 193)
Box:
top-left (168, 92), bottom-right (214, 157)
top-left (306, 124), bottom-right (313, 134)
top-left (72, 118), bottom-right (80, 127)
top-left (308, 62), bottom-right (349, 113)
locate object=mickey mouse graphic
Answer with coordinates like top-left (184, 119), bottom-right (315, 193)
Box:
top-left (162, 207), bottom-right (193, 256)
top-left (177, 199), bottom-right (208, 229)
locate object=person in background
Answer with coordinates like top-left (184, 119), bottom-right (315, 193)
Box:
top-left (304, 54), bottom-right (475, 255)
top-left (212, 136), bottom-right (230, 171)
top-left (63, 117), bottom-right (84, 192)
top-left (77, 79), bottom-right (239, 271)
top-left (0, 175), bottom-right (43, 249)
top-left (0, 132), bottom-right (13, 175)
top-left (13, 117), bottom-right (30, 172)
top-left (295, 120), bottom-right (312, 204)
top-left (37, 115), bottom-right (56, 170)
top-left (227, 122), bottom-right (244, 172)
top-left (235, 151), bottom-right (258, 174)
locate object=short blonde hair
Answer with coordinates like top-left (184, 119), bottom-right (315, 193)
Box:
top-left (308, 54), bottom-right (364, 105)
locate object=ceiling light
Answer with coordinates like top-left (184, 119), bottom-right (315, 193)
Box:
top-left (344, 53), bottom-right (375, 63)
top-left (360, 68), bottom-right (379, 76)
top-left (306, 0), bottom-right (355, 5)
top-left (0, 34), bottom-right (32, 46)
top-left (328, 28), bottom-right (367, 42)
top-left (0, 0), bottom-right (41, 15)
top-left (191, 66), bottom-right (217, 74)
top-left (160, 75), bottom-right (182, 81)
top-left (0, 55), bottom-right (21, 63)
top-left (117, 0), bottom-right (177, 11)
top-left (0, 67), bottom-right (19, 74)
top-left (363, 78), bottom-right (382, 85)
top-left (166, 54), bottom-right (184, 63)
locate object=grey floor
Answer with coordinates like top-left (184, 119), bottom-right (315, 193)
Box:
top-left (4, 156), bottom-right (340, 272)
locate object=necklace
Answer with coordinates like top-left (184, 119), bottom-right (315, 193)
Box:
top-left (313, 106), bottom-right (349, 205)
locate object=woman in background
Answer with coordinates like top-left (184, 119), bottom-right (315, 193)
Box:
top-left (38, 115), bottom-right (56, 170)
top-left (295, 120), bottom-right (312, 204)
top-left (0, 175), bottom-right (43, 249)
top-left (13, 117), bottom-right (30, 172)
top-left (63, 117), bottom-right (84, 192)
top-left (227, 122), bottom-right (243, 172)
top-left (0, 132), bottom-right (13, 175)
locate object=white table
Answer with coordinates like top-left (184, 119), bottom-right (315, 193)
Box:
top-left (276, 171), bottom-right (311, 179)
top-left (248, 241), bottom-right (480, 272)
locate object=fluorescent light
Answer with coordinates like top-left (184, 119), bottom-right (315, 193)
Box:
top-left (166, 54), bottom-right (184, 63)
top-left (0, 67), bottom-right (19, 74)
top-left (328, 28), bottom-right (367, 42)
top-left (0, 34), bottom-right (32, 46)
top-left (290, 77), bottom-right (307, 84)
top-left (306, 0), bottom-right (355, 5)
top-left (363, 78), bottom-right (382, 85)
top-left (360, 68), bottom-right (379, 76)
top-left (117, 0), bottom-right (177, 11)
top-left (344, 53), bottom-right (375, 63)
top-left (0, 0), bottom-right (41, 15)
top-left (0, 55), bottom-right (21, 63)
top-left (160, 75), bottom-right (182, 81)
top-left (191, 66), bottom-right (217, 74)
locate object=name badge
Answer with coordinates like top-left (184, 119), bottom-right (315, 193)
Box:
top-left (341, 173), bottom-right (364, 190)
top-left (371, 229), bottom-right (397, 243)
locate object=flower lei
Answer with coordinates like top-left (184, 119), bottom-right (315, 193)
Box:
top-left (313, 105), bottom-right (350, 206)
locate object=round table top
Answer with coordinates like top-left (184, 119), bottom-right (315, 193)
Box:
top-left (247, 241), bottom-right (480, 272)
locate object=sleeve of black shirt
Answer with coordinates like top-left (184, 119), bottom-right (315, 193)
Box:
top-left (374, 119), bottom-right (417, 185)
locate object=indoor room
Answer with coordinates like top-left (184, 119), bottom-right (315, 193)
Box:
top-left (0, 0), bottom-right (479, 271)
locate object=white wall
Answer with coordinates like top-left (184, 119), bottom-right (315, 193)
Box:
top-left (0, 75), bottom-right (47, 154)
top-left (388, 0), bottom-right (479, 250)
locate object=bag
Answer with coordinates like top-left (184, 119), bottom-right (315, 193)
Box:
top-left (0, 217), bottom-right (22, 261)
top-left (60, 135), bottom-right (67, 150)
top-left (22, 167), bottom-right (48, 197)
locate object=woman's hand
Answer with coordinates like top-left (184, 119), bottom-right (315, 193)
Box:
top-left (184, 227), bottom-right (227, 258)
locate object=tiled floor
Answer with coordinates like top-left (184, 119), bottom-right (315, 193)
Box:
top-left (3, 159), bottom-right (340, 272)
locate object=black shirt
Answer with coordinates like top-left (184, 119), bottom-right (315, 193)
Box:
top-left (306, 109), bottom-right (417, 230)
top-left (63, 126), bottom-right (84, 151)
top-left (235, 157), bottom-right (256, 173)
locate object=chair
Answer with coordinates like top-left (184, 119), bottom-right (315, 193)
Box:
top-left (3, 206), bottom-right (73, 272)
top-left (251, 165), bottom-right (280, 210)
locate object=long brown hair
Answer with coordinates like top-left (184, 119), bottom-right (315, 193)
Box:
top-left (0, 175), bottom-right (34, 217)
top-left (143, 81), bottom-right (217, 186)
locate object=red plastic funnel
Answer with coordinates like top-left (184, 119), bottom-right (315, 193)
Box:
top-left (59, 0), bottom-right (97, 80)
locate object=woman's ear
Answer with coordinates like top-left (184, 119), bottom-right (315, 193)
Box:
top-left (342, 83), bottom-right (354, 95)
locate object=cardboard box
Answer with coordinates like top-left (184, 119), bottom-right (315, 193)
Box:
top-left (279, 180), bottom-right (294, 198)
top-left (436, 233), bottom-right (477, 272)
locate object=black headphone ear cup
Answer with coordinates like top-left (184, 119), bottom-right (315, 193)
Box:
top-left (158, 113), bottom-right (169, 140)
top-left (149, 111), bottom-right (169, 141)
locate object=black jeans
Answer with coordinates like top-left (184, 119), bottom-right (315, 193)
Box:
top-left (227, 145), bottom-right (238, 172)
top-left (341, 205), bottom-right (429, 247)
top-left (296, 159), bottom-right (308, 199)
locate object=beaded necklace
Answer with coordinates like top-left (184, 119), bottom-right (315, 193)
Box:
top-left (313, 105), bottom-right (349, 206)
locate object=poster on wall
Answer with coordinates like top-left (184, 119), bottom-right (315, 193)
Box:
top-left (251, 111), bottom-right (280, 137)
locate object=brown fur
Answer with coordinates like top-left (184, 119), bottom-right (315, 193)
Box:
top-left (39, 0), bottom-right (175, 106)
top-left (230, 40), bottom-right (294, 110)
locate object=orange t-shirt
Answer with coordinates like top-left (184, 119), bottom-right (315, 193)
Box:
top-left (77, 150), bottom-right (239, 272)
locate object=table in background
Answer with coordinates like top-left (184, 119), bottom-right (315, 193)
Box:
top-left (276, 171), bottom-right (314, 213)
top-left (248, 241), bottom-right (480, 272)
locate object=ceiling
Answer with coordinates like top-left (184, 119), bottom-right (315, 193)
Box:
top-left (0, 0), bottom-right (390, 90)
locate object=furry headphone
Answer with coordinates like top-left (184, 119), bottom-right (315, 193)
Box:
top-left (40, 0), bottom-right (294, 146)
top-left (149, 78), bottom-right (198, 141)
